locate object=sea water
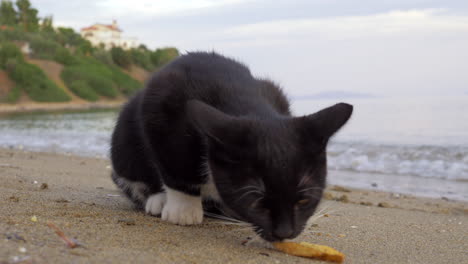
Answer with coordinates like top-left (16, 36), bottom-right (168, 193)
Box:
top-left (1, 95), bottom-right (467, 201)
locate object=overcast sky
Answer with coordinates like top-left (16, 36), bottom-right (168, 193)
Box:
top-left (31, 0), bottom-right (468, 97)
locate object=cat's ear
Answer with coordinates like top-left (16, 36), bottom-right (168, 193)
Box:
top-left (186, 100), bottom-right (242, 143)
top-left (296, 103), bottom-right (353, 145)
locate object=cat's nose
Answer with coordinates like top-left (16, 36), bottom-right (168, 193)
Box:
top-left (273, 226), bottom-right (295, 239)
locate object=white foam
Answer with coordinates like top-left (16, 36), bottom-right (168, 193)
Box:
top-left (328, 142), bottom-right (468, 180)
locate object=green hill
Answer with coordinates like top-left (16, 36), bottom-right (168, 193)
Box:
top-left (0, 0), bottom-right (178, 103)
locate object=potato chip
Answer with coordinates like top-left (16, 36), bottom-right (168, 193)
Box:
top-left (273, 241), bottom-right (345, 263)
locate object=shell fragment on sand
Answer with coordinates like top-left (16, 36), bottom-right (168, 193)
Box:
top-left (273, 241), bottom-right (345, 263)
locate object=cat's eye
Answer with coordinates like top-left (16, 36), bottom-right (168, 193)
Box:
top-left (297, 199), bottom-right (310, 206)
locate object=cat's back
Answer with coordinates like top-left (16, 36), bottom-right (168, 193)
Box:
top-left (143, 52), bottom-right (290, 116)
top-left (169, 52), bottom-right (252, 79)
top-left (146, 52), bottom-right (255, 96)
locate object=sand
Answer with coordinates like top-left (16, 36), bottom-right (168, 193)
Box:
top-left (0, 148), bottom-right (467, 264)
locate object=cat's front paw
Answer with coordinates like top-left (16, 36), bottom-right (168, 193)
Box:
top-left (162, 187), bottom-right (203, 225)
top-left (145, 192), bottom-right (167, 216)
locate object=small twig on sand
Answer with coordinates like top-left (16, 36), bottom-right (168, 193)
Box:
top-left (46, 222), bottom-right (78, 249)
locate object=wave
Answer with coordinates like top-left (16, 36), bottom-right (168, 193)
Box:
top-left (1, 111), bottom-right (467, 181)
top-left (327, 142), bottom-right (468, 181)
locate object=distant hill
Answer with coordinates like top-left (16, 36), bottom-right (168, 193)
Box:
top-left (292, 91), bottom-right (377, 100)
top-left (0, 0), bottom-right (178, 106)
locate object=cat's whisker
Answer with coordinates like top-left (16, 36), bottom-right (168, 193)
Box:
top-left (298, 186), bottom-right (323, 193)
top-left (244, 228), bottom-right (266, 246)
top-left (302, 193), bottom-right (323, 201)
top-left (225, 226), bottom-right (254, 234)
top-left (209, 218), bottom-right (247, 225)
top-left (316, 203), bottom-right (333, 215)
top-left (234, 189), bottom-right (264, 204)
top-left (317, 203), bottom-right (340, 217)
top-left (245, 235), bottom-right (262, 246)
top-left (204, 212), bottom-right (247, 224)
top-left (233, 226), bottom-right (254, 230)
top-left (235, 185), bottom-right (262, 193)
top-left (297, 168), bottom-right (319, 187)
top-left (251, 196), bottom-right (264, 206)
top-left (304, 204), bottom-right (334, 229)
top-left (208, 217), bottom-right (247, 225)
top-left (212, 221), bottom-right (251, 227)
top-left (308, 212), bottom-right (328, 224)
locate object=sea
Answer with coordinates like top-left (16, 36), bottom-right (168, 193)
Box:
top-left (1, 95), bottom-right (467, 201)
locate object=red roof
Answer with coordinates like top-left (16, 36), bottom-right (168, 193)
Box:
top-left (81, 23), bottom-right (122, 32)
top-left (0, 25), bottom-right (14, 31)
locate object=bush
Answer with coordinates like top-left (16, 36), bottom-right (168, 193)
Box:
top-left (61, 61), bottom-right (119, 98)
top-left (28, 35), bottom-right (60, 60)
top-left (86, 74), bottom-right (116, 98)
top-left (1, 42), bottom-right (70, 102)
top-left (111, 47), bottom-right (132, 69)
top-left (3, 85), bottom-right (22, 103)
top-left (130, 48), bottom-right (153, 70)
top-left (54, 47), bottom-right (77, 65)
top-left (64, 56), bottom-right (141, 97)
top-left (75, 40), bottom-right (93, 56)
top-left (4, 57), bottom-right (19, 72)
top-left (0, 42), bottom-right (24, 68)
top-left (56, 27), bottom-right (82, 46)
top-left (0, 29), bottom-right (28, 42)
top-left (150, 47), bottom-right (179, 68)
top-left (69, 80), bottom-right (99, 101)
top-left (9, 61), bottom-right (70, 102)
top-left (93, 49), bottom-right (115, 66)
top-left (110, 65), bottom-right (141, 95)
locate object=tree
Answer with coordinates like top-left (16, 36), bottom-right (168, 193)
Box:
top-left (0, 42), bottom-right (24, 68)
top-left (111, 47), bottom-right (132, 69)
top-left (138, 44), bottom-right (149, 51)
top-left (41, 15), bottom-right (54, 32)
top-left (0, 0), bottom-right (17, 25)
top-left (150, 47), bottom-right (179, 67)
top-left (56, 27), bottom-right (82, 46)
top-left (129, 48), bottom-right (153, 70)
top-left (75, 39), bottom-right (93, 56)
top-left (16, 0), bottom-right (39, 32)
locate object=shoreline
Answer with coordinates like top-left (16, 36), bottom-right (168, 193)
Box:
top-left (2, 146), bottom-right (466, 203)
top-left (1, 148), bottom-right (467, 263)
top-left (0, 100), bottom-right (125, 115)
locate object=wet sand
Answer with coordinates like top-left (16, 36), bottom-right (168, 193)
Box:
top-left (1, 148), bottom-right (467, 264)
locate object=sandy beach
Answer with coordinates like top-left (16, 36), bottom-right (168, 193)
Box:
top-left (0, 148), bottom-right (467, 264)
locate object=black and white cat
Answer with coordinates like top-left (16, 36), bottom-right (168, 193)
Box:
top-left (110, 52), bottom-right (353, 242)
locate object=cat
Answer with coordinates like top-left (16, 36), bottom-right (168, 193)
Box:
top-left (110, 51), bottom-right (353, 242)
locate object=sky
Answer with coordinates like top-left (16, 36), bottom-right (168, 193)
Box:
top-left (30, 0), bottom-right (468, 97)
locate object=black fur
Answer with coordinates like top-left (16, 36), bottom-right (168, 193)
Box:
top-left (110, 52), bottom-right (353, 241)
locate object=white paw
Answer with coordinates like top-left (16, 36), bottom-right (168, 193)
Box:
top-left (161, 187), bottom-right (203, 225)
top-left (145, 193), bottom-right (166, 216)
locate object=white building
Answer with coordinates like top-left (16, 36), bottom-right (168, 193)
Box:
top-left (80, 20), bottom-right (138, 50)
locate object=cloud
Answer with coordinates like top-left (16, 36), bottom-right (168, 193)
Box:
top-left (95, 0), bottom-right (250, 16)
top-left (223, 9), bottom-right (468, 42)
top-left (29, 1), bottom-right (468, 96)
top-left (33, 0), bottom-right (251, 29)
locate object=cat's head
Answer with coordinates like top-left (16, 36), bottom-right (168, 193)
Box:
top-left (187, 100), bottom-right (353, 241)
